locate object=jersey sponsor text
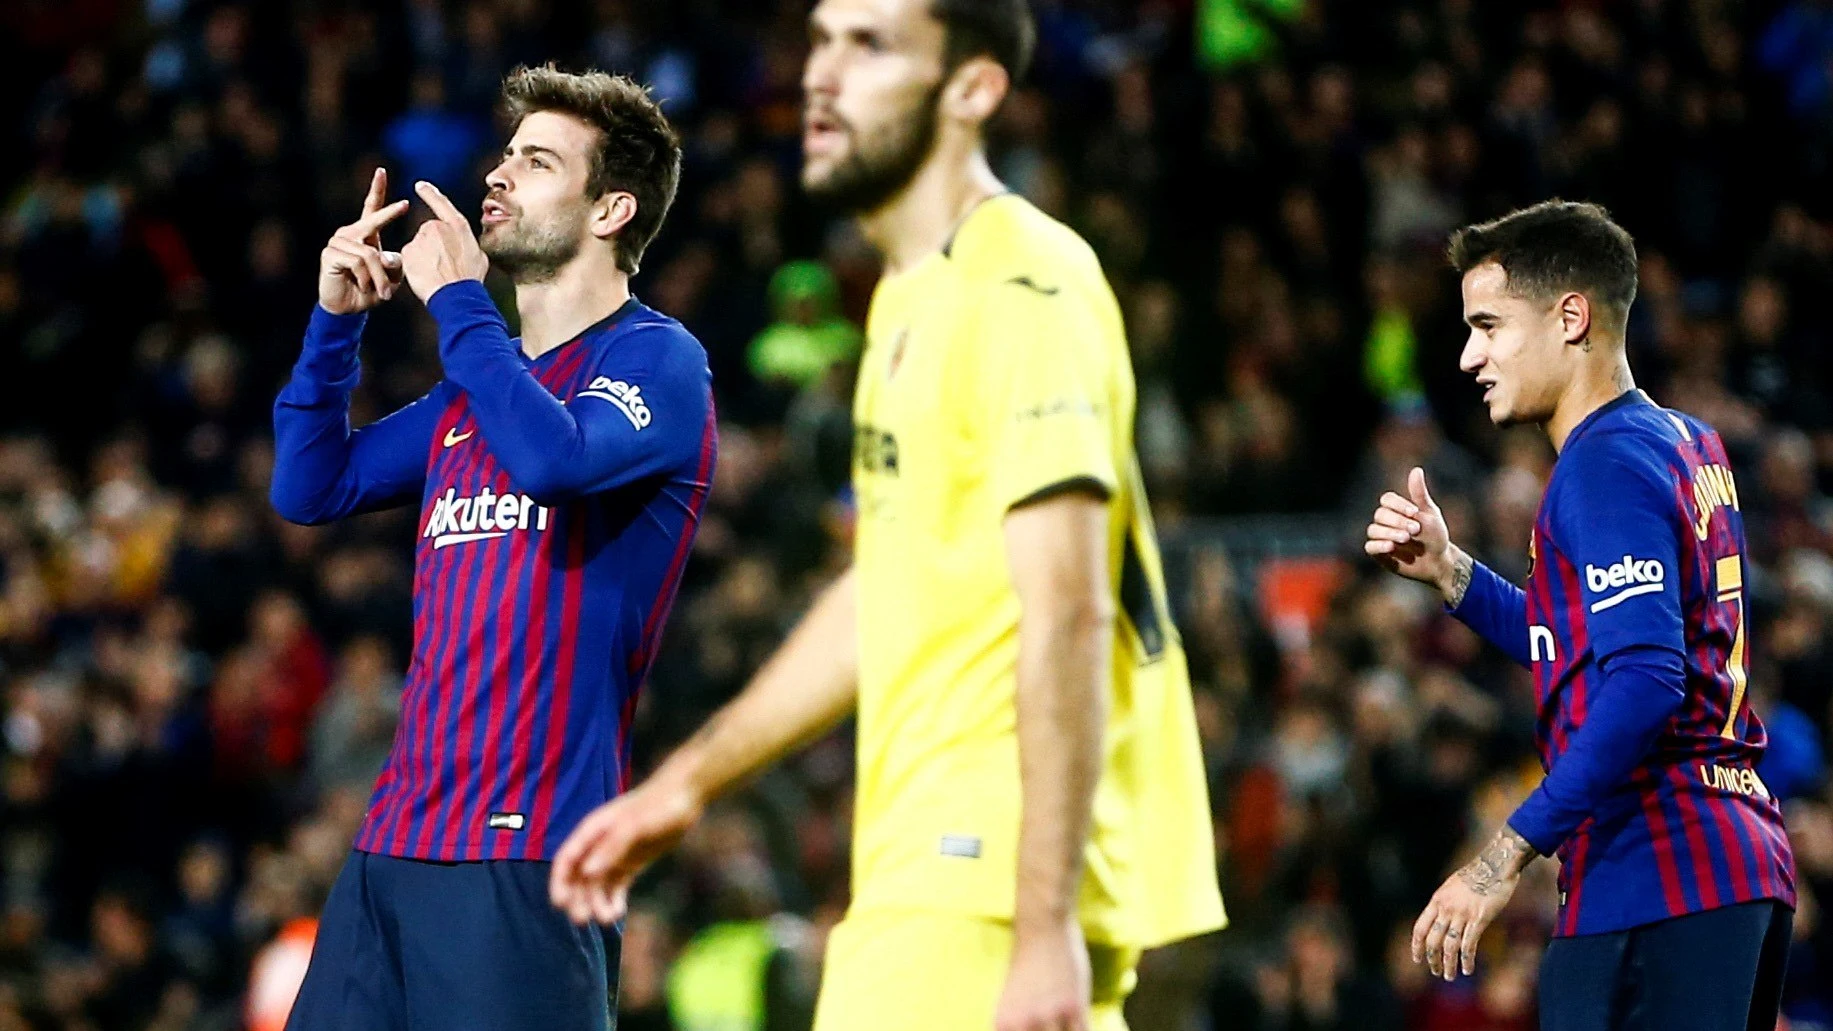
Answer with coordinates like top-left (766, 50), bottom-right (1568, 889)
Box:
top-left (421, 486), bottom-right (549, 548)
top-left (1585, 554), bottom-right (1665, 611)
top-left (578, 376), bottom-right (653, 429)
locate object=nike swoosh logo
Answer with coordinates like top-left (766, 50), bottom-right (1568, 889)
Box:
top-left (443, 427), bottom-right (474, 448)
top-left (1005, 275), bottom-right (1059, 296)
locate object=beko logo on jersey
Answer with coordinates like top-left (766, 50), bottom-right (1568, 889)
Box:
top-left (422, 487), bottom-right (549, 549)
top-left (1584, 555), bottom-right (1665, 612)
top-left (578, 376), bottom-right (651, 430)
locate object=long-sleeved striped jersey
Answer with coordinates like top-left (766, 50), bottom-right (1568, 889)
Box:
top-left (1453, 390), bottom-right (1794, 936)
top-left (271, 280), bottom-right (715, 861)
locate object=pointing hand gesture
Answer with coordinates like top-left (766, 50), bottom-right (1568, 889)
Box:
top-left (401, 180), bottom-right (490, 303)
top-left (318, 167), bottom-right (410, 315)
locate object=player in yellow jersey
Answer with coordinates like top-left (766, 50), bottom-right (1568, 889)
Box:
top-left (549, 1), bottom-right (1225, 1028)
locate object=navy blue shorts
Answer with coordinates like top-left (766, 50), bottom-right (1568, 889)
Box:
top-left (1539, 899), bottom-right (1791, 1031)
top-left (286, 851), bottom-right (618, 1031)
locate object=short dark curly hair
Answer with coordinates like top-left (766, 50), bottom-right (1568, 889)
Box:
top-left (501, 65), bottom-right (682, 275)
top-left (1447, 200), bottom-right (1639, 333)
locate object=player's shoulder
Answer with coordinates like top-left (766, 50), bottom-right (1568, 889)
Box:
top-left (1554, 392), bottom-right (1702, 508)
top-left (603, 302), bottom-right (703, 352)
top-left (947, 193), bottom-right (1105, 297)
top-left (589, 302), bottom-right (710, 373)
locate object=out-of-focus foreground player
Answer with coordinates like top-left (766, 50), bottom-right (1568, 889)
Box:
top-left (270, 67), bottom-right (714, 1031)
top-left (549, 1), bottom-right (1225, 1029)
top-left (1365, 200), bottom-right (1795, 1031)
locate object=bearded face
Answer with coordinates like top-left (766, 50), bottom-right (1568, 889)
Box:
top-left (480, 188), bottom-right (588, 284)
top-left (802, 73), bottom-right (945, 215)
top-left (480, 111), bottom-right (610, 284)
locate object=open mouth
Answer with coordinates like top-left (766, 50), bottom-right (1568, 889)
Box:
top-left (803, 112), bottom-right (845, 153)
top-left (481, 198), bottom-right (513, 226)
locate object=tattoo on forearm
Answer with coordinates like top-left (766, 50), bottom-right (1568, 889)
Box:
top-left (1457, 828), bottom-right (1533, 897)
top-left (1447, 550), bottom-right (1474, 608)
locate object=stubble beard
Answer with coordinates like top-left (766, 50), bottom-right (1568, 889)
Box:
top-left (803, 82), bottom-right (944, 216)
top-left (482, 210), bottom-right (584, 285)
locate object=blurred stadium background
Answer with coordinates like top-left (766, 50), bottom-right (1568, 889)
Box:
top-left (2, 0), bottom-right (1833, 1028)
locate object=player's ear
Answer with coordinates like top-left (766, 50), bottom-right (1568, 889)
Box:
top-left (942, 56), bottom-right (1009, 127)
top-left (591, 191), bottom-right (638, 242)
top-left (1559, 291), bottom-right (1592, 348)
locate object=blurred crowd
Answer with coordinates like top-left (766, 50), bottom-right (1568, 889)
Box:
top-left (3, 0), bottom-right (1833, 1028)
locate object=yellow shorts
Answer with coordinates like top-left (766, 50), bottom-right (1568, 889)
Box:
top-left (811, 908), bottom-right (1138, 1031)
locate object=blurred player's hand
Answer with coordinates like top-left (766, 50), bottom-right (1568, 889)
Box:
top-left (995, 919), bottom-right (1093, 1031)
top-left (318, 167), bottom-right (409, 315)
top-left (548, 775), bottom-right (703, 925)
top-left (1365, 466), bottom-right (1462, 601)
top-left (401, 180), bottom-right (490, 303)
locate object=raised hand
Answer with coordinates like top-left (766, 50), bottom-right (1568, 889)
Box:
top-left (401, 180), bottom-right (490, 302)
top-left (1365, 466), bottom-right (1467, 604)
top-left (318, 167), bottom-right (410, 315)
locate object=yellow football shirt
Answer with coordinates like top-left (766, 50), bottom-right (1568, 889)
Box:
top-left (848, 194), bottom-right (1226, 949)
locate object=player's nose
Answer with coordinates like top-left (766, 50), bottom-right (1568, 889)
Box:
top-left (802, 42), bottom-right (841, 98)
top-left (485, 163), bottom-right (511, 194)
top-left (1458, 334), bottom-right (1486, 375)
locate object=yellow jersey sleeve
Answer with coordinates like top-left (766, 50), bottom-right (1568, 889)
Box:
top-left (977, 280), bottom-right (1123, 510)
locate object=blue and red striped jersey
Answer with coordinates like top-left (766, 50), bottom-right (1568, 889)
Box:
top-left (272, 281), bottom-right (715, 860)
top-left (1452, 390), bottom-right (1794, 936)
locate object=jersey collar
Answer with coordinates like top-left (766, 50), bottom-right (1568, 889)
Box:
top-left (521, 295), bottom-right (644, 365)
top-left (1562, 388), bottom-right (1651, 449)
top-left (940, 191), bottom-right (1013, 259)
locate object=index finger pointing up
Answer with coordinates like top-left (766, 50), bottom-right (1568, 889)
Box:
top-left (362, 167), bottom-right (389, 216)
top-left (415, 180), bottom-right (471, 230)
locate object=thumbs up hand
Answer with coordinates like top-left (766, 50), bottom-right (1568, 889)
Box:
top-left (1366, 466), bottom-right (1468, 603)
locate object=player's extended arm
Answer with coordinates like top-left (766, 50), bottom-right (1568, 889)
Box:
top-left (1420, 649), bottom-right (1687, 972)
top-left (270, 308), bottom-right (443, 524)
top-left (999, 489), bottom-right (1112, 1026)
top-left (1508, 644), bottom-right (1687, 854)
top-left (426, 281), bottom-right (703, 501)
top-left (549, 568), bottom-right (859, 924)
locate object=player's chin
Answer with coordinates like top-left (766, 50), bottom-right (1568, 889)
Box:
top-left (800, 157), bottom-right (843, 194)
top-left (478, 229), bottom-right (515, 262)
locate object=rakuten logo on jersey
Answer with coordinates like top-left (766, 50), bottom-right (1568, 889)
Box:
top-left (1584, 554), bottom-right (1665, 612)
top-left (578, 376), bottom-right (651, 430)
top-left (422, 487), bottom-right (549, 549)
